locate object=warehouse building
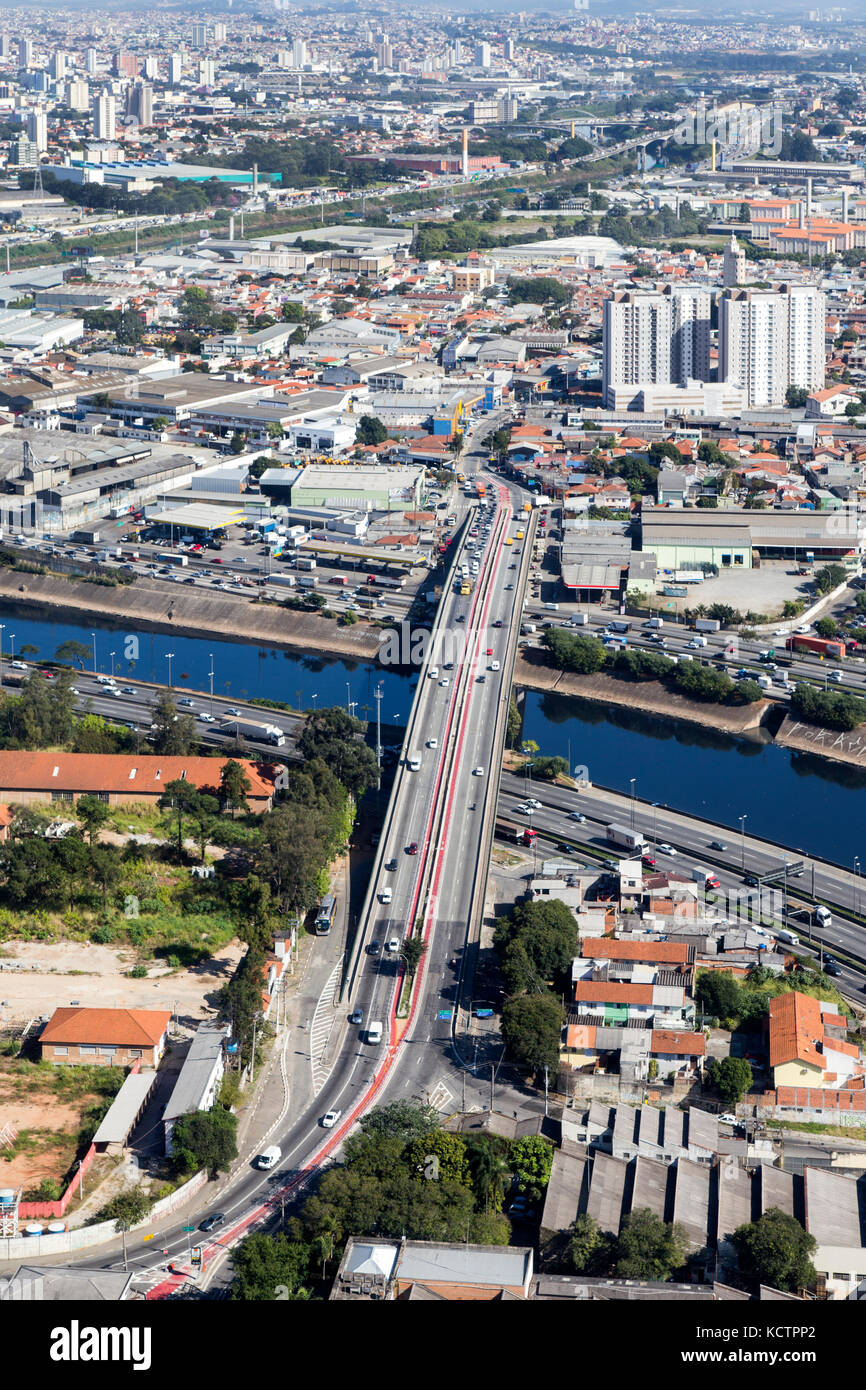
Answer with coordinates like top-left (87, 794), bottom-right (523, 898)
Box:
top-left (291, 463), bottom-right (425, 512)
top-left (641, 506), bottom-right (865, 571)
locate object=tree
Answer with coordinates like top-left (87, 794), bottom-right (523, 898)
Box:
top-left (814, 617), bottom-right (838, 638)
top-left (406, 1130), bottom-right (471, 1186)
top-left (232, 1233), bottom-right (312, 1301)
top-left (229, 432), bottom-right (247, 455)
top-left (359, 1101), bottom-right (439, 1142)
top-left (785, 386), bottom-right (808, 408)
top-left (731, 1209), bottom-right (817, 1293)
top-left (814, 564), bottom-right (847, 595)
top-left (220, 759), bottom-right (251, 817)
top-left (501, 993), bottom-right (563, 1074)
top-left (543, 628), bottom-right (606, 675)
top-left (570, 1212), bottom-right (614, 1275)
top-left (171, 1106), bottom-right (238, 1179)
top-left (55, 640), bottom-right (93, 669)
top-left (150, 691), bottom-right (197, 756)
top-left (159, 777), bottom-right (204, 859)
top-left (354, 415), bottom-right (388, 446)
top-left (100, 1188), bottom-right (151, 1229)
top-left (76, 793), bottom-right (111, 847)
top-left (712, 1056), bottom-right (753, 1106)
top-left (695, 970), bottom-right (741, 1022)
top-left (506, 695), bottom-right (521, 748)
top-left (401, 934), bottom-right (427, 976)
top-left (509, 1135), bottom-right (554, 1200)
top-left (614, 1208), bottom-right (688, 1281)
top-left (298, 708), bottom-right (378, 798)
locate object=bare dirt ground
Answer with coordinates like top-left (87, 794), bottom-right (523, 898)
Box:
top-left (0, 1098), bottom-right (84, 1191)
top-left (0, 939), bottom-right (244, 1029)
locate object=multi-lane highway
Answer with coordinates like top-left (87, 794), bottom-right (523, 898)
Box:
top-left (497, 771), bottom-right (866, 995)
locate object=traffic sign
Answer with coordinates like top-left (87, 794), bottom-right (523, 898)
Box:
top-left (182, 1225), bottom-right (196, 1232)
top-left (475, 1009), bottom-right (494, 1019)
top-left (437, 1009), bottom-right (452, 1020)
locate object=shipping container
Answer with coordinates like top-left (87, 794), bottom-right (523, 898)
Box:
top-left (786, 634), bottom-right (845, 660)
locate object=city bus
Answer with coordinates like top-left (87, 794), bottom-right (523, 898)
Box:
top-left (315, 892), bottom-right (337, 936)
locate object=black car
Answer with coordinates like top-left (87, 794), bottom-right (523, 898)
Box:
top-left (744, 873), bottom-right (759, 887)
top-left (823, 958), bottom-right (842, 977)
top-left (367, 940), bottom-right (381, 956)
top-left (199, 1213), bottom-right (226, 1233)
top-left (709, 840), bottom-right (728, 852)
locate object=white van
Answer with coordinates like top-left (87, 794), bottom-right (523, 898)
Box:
top-left (96, 674), bottom-right (116, 686)
top-left (255, 1145), bottom-right (281, 1170)
top-left (367, 1021), bottom-right (383, 1045)
top-left (428, 667), bottom-right (439, 679)
top-left (544, 602), bottom-right (559, 612)
top-left (408, 753), bottom-right (421, 771)
top-left (777, 929), bottom-right (800, 946)
top-left (757, 675), bottom-right (773, 690)
top-left (815, 905), bottom-right (832, 928)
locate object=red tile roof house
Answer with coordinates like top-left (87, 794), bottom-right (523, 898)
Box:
top-left (40, 1007), bottom-right (172, 1067)
top-left (0, 752), bottom-right (285, 811)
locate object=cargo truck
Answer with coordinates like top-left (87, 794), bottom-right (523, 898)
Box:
top-left (695, 618), bottom-right (721, 633)
top-left (296, 557), bottom-right (316, 572)
top-left (785, 634), bottom-right (846, 661)
top-left (298, 575), bottom-right (318, 590)
top-left (606, 823), bottom-right (645, 851)
top-left (219, 717), bottom-right (286, 747)
top-left (691, 865), bottom-right (721, 891)
top-left (268, 574), bottom-right (296, 588)
top-left (608, 621), bottom-right (631, 634)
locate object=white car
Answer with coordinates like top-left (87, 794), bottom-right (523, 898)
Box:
top-left (9, 661), bottom-right (27, 671)
top-left (504, 583), bottom-right (514, 591)
top-left (199, 713), bottom-right (216, 723)
top-left (795, 625), bottom-right (811, 635)
top-left (489, 660), bottom-right (500, 671)
top-left (426, 737), bottom-right (438, 748)
top-left (439, 677), bottom-right (450, 687)
top-left (718, 1113), bottom-right (738, 1126)
top-left (657, 843), bottom-right (677, 856)
top-left (569, 811), bottom-right (586, 823)
top-left (473, 766), bottom-right (484, 777)
top-left (321, 1109), bottom-right (341, 1129)
top-left (526, 798), bottom-right (541, 810)
top-left (225, 708), bottom-right (242, 717)
top-left (386, 936), bottom-right (401, 952)
top-left (378, 887), bottom-right (392, 904)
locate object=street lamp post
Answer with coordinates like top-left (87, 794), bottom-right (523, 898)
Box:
top-left (0, 624), bottom-right (5, 687)
top-left (739, 814), bottom-right (748, 872)
top-left (90, 631), bottom-right (96, 674)
top-left (629, 778), bottom-right (636, 830)
top-left (110, 651), bottom-right (115, 678)
top-left (374, 681), bottom-right (384, 792)
top-left (346, 682), bottom-right (352, 714)
top-left (8, 634), bottom-right (14, 661)
top-left (855, 857), bottom-right (861, 918)
top-left (208, 653), bottom-right (214, 715)
top-left (166, 652), bottom-right (175, 689)
top-left (311, 692), bottom-right (318, 712)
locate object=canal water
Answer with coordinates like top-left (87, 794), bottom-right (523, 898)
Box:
top-left (520, 689), bottom-right (866, 868)
top-left (3, 605), bottom-right (862, 864)
top-left (0, 608), bottom-right (417, 726)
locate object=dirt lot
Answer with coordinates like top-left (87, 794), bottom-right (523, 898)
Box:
top-left (0, 1096), bottom-right (86, 1193)
top-left (0, 939), bottom-right (243, 1029)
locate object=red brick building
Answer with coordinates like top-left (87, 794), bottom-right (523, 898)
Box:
top-left (40, 1007), bottom-right (172, 1067)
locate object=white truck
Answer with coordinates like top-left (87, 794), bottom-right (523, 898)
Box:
top-left (220, 716), bottom-right (286, 747)
top-left (268, 574), bottom-right (297, 588)
top-left (695, 618), bottom-right (721, 633)
top-left (606, 823), bottom-right (645, 852)
top-left (255, 1145), bottom-right (281, 1170)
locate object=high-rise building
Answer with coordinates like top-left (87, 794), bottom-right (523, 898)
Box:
top-left (199, 58), bottom-right (215, 85)
top-left (719, 284), bottom-right (825, 408)
top-left (26, 108), bottom-right (48, 153)
top-left (92, 92), bottom-right (117, 141)
top-left (376, 41), bottom-right (393, 69)
top-left (722, 234), bottom-right (746, 288)
top-left (18, 38), bottom-right (34, 69)
top-left (51, 51), bottom-right (67, 81)
top-left (67, 80), bottom-right (90, 112)
top-left (14, 134), bottom-right (40, 166)
top-left (213, 23), bottom-right (227, 43)
top-left (0, 36), bottom-right (11, 59)
top-left (504, 38), bottom-right (515, 61)
top-left (144, 56), bottom-right (159, 80)
top-left (292, 38), bottom-right (307, 67)
top-left (114, 51), bottom-right (139, 78)
top-left (192, 24), bottom-right (208, 47)
top-left (85, 48), bottom-right (98, 75)
top-left (169, 53), bottom-right (183, 85)
top-left (277, 50), bottom-right (292, 68)
top-left (127, 81), bottom-right (153, 126)
top-left (474, 42), bottom-right (492, 67)
top-left (602, 285), bottom-right (712, 407)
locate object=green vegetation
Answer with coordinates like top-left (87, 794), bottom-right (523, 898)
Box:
top-left (287, 1101), bottom-right (535, 1259)
top-left (695, 967), bottom-right (850, 1031)
top-left (170, 1106), bottom-right (238, 1179)
top-left (705, 1056), bottom-right (753, 1106)
top-left (232, 1234), bottom-right (314, 1301)
top-left (790, 684), bottom-right (866, 732)
top-left (731, 1209), bottom-right (817, 1294)
top-left (354, 414), bottom-right (388, 446)
top-left (570, 1208), bottom-right (688, 1281)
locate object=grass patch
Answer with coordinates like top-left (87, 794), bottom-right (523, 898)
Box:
top-left (766, 1118), bottom-right (866, 1142)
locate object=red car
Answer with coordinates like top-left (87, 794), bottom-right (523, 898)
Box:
top-left (406, 842), bottom-right (418, 855)
top-left (485, 647), bottom-right (494, 656)
top-left (40, 669), bottom-right (54, 680)
top-left (642, 854), bottom-right (657, 869)
top-left (213, 557), bottom-right (223, 564)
